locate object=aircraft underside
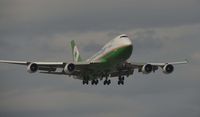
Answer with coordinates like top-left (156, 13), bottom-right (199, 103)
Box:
top-left (73, 67), bottom-right (134, 85)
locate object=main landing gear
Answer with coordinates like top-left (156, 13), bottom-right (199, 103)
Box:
top-left (103, 79), bottom-right (111, 85)
top-left (91, 80), bottom-right (99, 85)
top-left (83, 79), bottom-right (99, 85)
top-left (118, 76), bottom-right (124, 85)
top-left (82, 76), bottom-right (126, 85)
top-left (82, 79), bottom-right (111, 85)
top-left (103, 75), bottom-right (111, 85)
top-left (82, 80), bottom-right (89, 85)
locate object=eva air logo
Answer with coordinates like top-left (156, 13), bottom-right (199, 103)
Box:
top-left (73, 46), bottom-right (79, 62)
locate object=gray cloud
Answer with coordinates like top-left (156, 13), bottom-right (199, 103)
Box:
top-left (133, 29), bottom-right (163, 52)
top-left (1, 0), bottom-right (200, 36)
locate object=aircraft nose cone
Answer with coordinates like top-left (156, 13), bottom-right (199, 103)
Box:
top-left (125, 38), bottom-right (132, 46)
top-left (119, 38), bottom-right (132, 47)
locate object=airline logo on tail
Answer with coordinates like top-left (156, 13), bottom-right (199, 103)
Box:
top-left (73, 46), bottom-right (79, 62)
top-left (71, 40), bottom-right (82, 62)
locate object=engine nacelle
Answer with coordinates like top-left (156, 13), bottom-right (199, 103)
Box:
top-left (162, 64), bottom-right (174, 74)
top-left (27, 63), bottom-right (38, 73)
top-left (141, 64), bottom-right (153, 74)
top-left (64, 63), bottom-right (75, 74)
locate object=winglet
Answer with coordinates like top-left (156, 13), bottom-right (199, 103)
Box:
top-left (185, 59), bottom-right (189, 63)
top-left (0, 60), bottom-right (28, 65)
top-left (70, 40), bottom-right (82, 62)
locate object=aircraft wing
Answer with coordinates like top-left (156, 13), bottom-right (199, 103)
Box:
top-left (131, 60), bottom-right (188, 68)
top-left (0, 60), bottom-right (65, 67)
top-left (128, 60), bottom-right (188, 74)
top-left (0, 60), bottom-right (101, 75)
top-left (0, 60), bottom-right (67, 74)
top-left (0, 60), bottom-right (28, 65)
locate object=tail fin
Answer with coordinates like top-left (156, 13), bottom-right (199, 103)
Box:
top-left (71, 40), bottom-right (82, 62)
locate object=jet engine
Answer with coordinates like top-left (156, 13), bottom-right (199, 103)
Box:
top-left (27, 63), bottom-right (38, 73)
top-left (162, 64), bottom-right (174, 74)
top-left (141, 64), bottom-right (153, 74)
top-left (64, 63), bottom-right (75, 74)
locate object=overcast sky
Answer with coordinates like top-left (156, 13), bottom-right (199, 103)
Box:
top-left (0, 0), bottom-right (200, 117)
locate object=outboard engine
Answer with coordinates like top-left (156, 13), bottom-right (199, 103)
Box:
top-left (162, 64), bottom-right (174, 74)
top-left (27, 63), bottom-right (38, 73)
top-left (64, 63), bottom-right (75, 74)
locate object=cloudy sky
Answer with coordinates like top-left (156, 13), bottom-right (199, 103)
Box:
top-left (0, 0), bottom-right (200, 117)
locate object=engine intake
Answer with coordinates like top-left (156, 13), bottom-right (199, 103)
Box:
top-left (64, 63), bottom-right (75, 74)
top-left (27, 63), bottom-right (38, 73)
top-left (163, 64), bottom-right (174, 74)
top-left (142, 64), bottom-right (153, 74)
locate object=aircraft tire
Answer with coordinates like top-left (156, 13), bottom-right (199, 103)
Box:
top-left (95, 80), bottom-right (99, 85)
top-left (118, 80), bottom-right (124, 85)
top-left (103, 80), bottom-right (107, 85)
top-left (103, 79), bottom-right (111, 85)
top-left (108, 80), bottom-right (111, 85)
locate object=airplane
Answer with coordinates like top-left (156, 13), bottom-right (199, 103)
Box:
top-left (0, 34), bottom-right (187, 85)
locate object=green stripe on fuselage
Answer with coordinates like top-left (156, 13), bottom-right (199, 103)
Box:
top-left (98, 45), bottom-right (133, 67)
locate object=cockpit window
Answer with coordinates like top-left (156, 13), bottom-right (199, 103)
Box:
top-left (120, 36), bottom-right (128, 38)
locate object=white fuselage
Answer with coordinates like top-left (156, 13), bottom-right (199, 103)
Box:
top-left (88, 34), bottom-right (133, 62)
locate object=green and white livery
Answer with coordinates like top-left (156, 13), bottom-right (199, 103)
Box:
top-left (71, 40), bottom-right (82, 62)
top-left (0, 34), bottom-right (187, 85)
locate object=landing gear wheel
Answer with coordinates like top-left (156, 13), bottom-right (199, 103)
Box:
top-left (91, 80), bottom-right (99, 85)
top-left (108, 79), bottom-right (111, 85)
top-left (95, 80), bottom-right (99, 85)
top-left (118, 76), bottom-right (125, 85)
top-left (117, 80), bottom-right (124, 85)
top-left (118, 81), bottom-right (120, 85)
top-left (103, 79), bottom-right (111, 85)
top-left (91, 80), bottom-right (95, 85)
top-left (103, 80), bottom-right (107, 85)
top-left (82, 80), bottom-right (89, 85)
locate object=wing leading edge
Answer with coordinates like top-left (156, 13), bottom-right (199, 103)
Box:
top-left (0, 59), bottom-right (102, 75)
top-left (0, 60), bottom-right (65, 67)
top-left (130, 60), bottom-right (188, 67)
top-left (127, 60), bottom-right (188, 74)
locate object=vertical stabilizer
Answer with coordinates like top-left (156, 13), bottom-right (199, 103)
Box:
top-left (71, 40), bottom-right (82, 62)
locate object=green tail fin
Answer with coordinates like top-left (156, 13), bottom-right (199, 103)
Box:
top-left (71, 40), bottom-right (82, 62)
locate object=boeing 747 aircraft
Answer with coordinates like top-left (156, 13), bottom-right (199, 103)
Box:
top-left (0, 34), bottom-right (187, 85)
